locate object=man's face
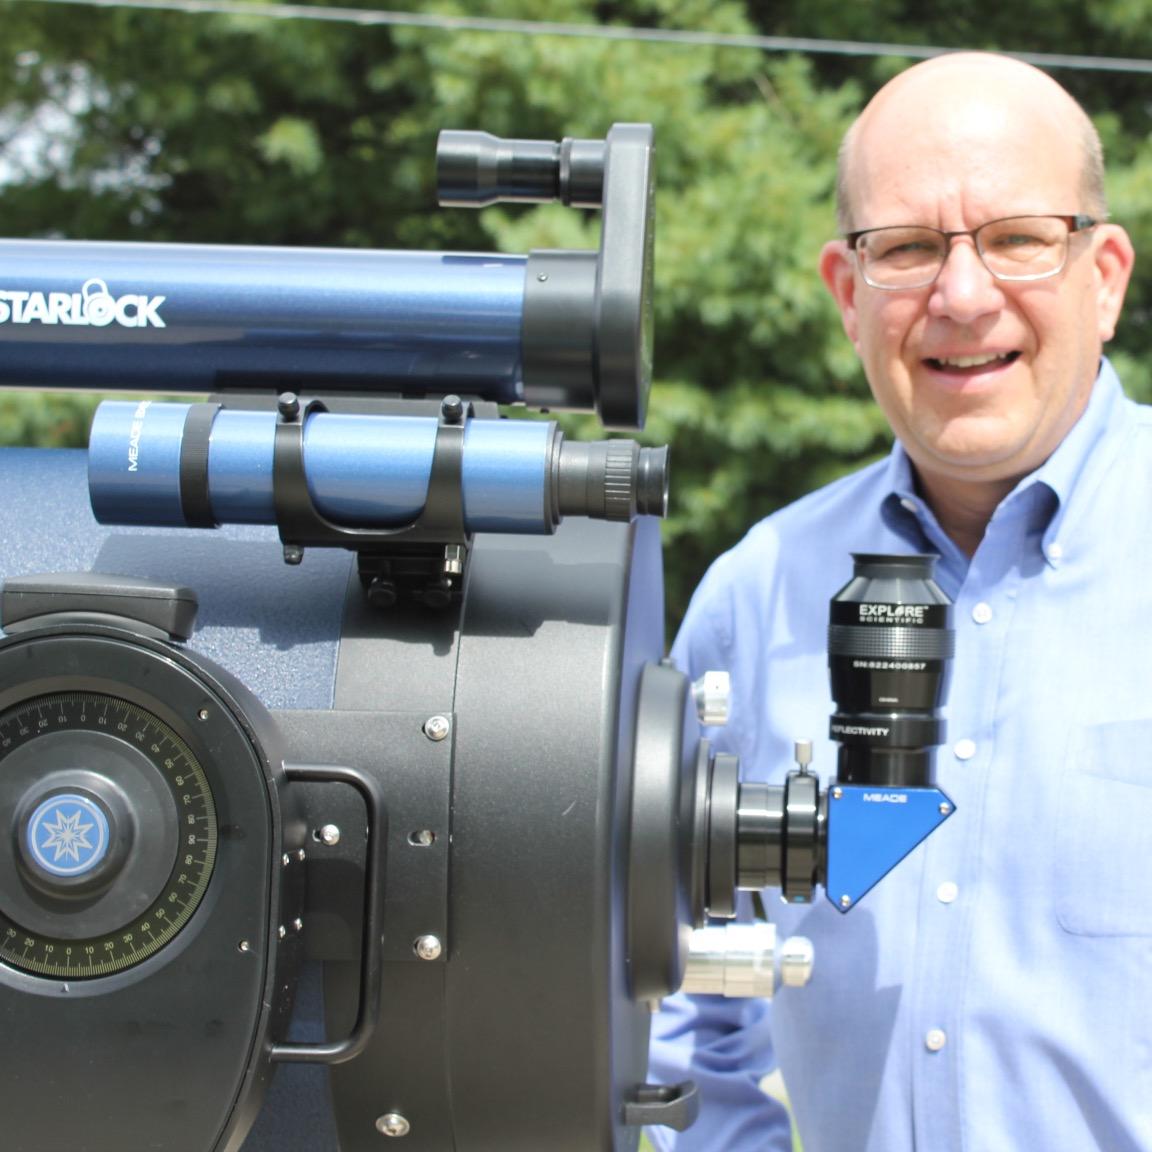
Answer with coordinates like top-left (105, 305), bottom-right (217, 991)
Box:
top-left (820, 82), bottom-right (1133, 496)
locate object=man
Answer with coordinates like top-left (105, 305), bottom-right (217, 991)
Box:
top-left (648, 52), bottom-right (1145, 1152)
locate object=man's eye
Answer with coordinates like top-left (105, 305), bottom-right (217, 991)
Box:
top-left (872, 237), bottom-right (941, 263)
top-left (986, 231), bottom-right (1048, 253)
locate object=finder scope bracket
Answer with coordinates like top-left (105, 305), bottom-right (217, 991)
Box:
top-left (269, 391), bottom-right (476, 608)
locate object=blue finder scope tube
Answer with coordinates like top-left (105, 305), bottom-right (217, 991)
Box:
top-left (88, 400), bottom-right (668, 535)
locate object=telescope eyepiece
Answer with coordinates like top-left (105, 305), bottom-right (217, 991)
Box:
top-left (436, 131), bottom-right (607, 208)
top-left (828, 553), bottom-right (954, 788)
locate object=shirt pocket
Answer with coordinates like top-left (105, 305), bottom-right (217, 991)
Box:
top-left (1056, 718), bottom-right (1152, 936)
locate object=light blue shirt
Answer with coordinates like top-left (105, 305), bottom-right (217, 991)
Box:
top-left (649, 359), bottom-right (1152, 1152)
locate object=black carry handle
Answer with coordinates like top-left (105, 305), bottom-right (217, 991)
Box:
top-left (271, 763), bottom-right (388, 1065)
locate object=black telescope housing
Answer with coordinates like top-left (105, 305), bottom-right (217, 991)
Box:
top-left (0, 121), bottom-right (957, 1152)
top-left (0, 123), bottom-right (696, 1152)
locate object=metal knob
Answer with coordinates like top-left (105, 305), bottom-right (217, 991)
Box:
top-left (693, 671), bottom-right (731, 727)
top-left (778, 935), bottom-right (815, 988)
top-left (680, 923), bottom-right (815, 998)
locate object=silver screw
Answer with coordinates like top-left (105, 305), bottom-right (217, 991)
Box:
top-left (198, 708), bottom-right (210, 721)
top-left (832, 786), bottom-right (843, 800)
top-left (939, 802), bottom-right (952, 816)
top-left (409, 830), bottom-right (436, 847)
top-left (278, 925), bottom-right (286, 939)
top-left (318, 824), bottom-right (341, 846)
top-left (794, 739), bottom-right (814, 771)
top-left (297, 848), bottom-right (307, 862)
top-left (414, 935), bottom-right (442, 961)
top-left (423, 715), bottom-right (450, 742)
top-left (375, 1113), bottom-right (411, 1138)
top-left (238, 940), bottom-right (252, 953)
top-left (839, 894), bottom-right (852, 909)
top-left (443, 544), bottom-right (465, 576)
top-left (293, 918), bottom-right (303, 932)
top-left (282, 853), bottom-right (291, 867)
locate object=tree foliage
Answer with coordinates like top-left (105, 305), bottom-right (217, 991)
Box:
top-left (2, 0), bottom-right (1151, 627)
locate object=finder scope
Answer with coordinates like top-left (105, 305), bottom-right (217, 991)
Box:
top-left (88, 398), bottom-right (668, 534)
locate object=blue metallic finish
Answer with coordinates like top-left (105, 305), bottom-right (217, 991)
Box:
top-left (825, 783), bottom-right (955, 912)
top-left (88, 401), bottom-right (553, 533)
top-left (208, 408), bottom-right (276, 523)
top-left (88, 400), bottom-right (189, 526)
top-left (302, 413), bottom-right (438, 527)
top-left (462, 419), bottom-right (551, 531)
top-left (0, 240), bottom-right (527, 399)
top-left (0, 448), bottom-right (349, 711)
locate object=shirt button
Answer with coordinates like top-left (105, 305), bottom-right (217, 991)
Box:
top-left (925, 1028), bottom-right (947, 1052)
top-left (954, 738), bottom-right (976, 760)
top-left (972, 602), bottom-right (993, 624)
top-left (937, 881), bottom-right (959, 904)
top-left (1048, 542), bottom-right (1064, 562)
top-left (900, 498), bottom-right (918, 513)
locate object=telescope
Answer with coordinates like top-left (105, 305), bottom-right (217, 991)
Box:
top-left (0, 124), bottom-right (955, 1152)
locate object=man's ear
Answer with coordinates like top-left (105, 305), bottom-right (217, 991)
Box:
top-left (1092, 223), bottom-right (1135, 344)
top-left (819, 240), bottom-right (861, 350)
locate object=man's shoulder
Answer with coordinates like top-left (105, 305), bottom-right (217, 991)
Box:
top-left (693, 457), bottom-right (892, 604)
top-left (725, 456), bottom-right (891, 564)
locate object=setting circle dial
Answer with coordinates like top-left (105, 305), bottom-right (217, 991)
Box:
top-left (0, 692), bottom-right (218, 979)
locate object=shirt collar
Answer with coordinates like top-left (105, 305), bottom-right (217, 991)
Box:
top-left (1028, 357), bottom-right (1124, 515)
top-left (879, 357), bottom-right (1127, 568)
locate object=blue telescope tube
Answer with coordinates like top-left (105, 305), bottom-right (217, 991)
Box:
top-left (0, 239), bottom-right (527, 400)
top-left (88, 401), bottom-right (667, 535)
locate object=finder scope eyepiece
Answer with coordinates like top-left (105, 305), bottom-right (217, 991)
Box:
top-left (437, 131), bottom-right (607, 209)
top-left (828, 553), bottom-right (954, 787)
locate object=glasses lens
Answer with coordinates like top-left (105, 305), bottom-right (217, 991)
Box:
top-left (976, 216), bottom-right (1068, 279)
top-left (856, 227), bottom-right (946, 288)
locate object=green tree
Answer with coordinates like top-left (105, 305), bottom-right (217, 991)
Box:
top-left (2, 0), bottom-right (1151, 625)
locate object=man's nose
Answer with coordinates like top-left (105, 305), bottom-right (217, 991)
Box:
top-left (929, 238), bottom-right (1005, 322)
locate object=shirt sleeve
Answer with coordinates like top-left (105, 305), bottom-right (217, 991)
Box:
top-left (644, 562), bottom-right (794, 1152)
top-left (646, 970), bottom-right (793, 1151)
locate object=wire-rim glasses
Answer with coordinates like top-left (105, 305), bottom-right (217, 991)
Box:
top-left (845, 214), bottom-right (1098, 290)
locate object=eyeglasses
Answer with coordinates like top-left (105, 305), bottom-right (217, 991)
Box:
top-left (845, 214), bottom-right (1098, 290)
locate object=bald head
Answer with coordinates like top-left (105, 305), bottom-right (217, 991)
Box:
top-left (836, 53), bottom-right (1106, 232)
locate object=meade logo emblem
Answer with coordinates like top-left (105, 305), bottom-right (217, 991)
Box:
top-left (0, 278), bottom-right (166, 328)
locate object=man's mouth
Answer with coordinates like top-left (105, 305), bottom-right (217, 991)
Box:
top-left (925, 351), bottom-right (1021, 372)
